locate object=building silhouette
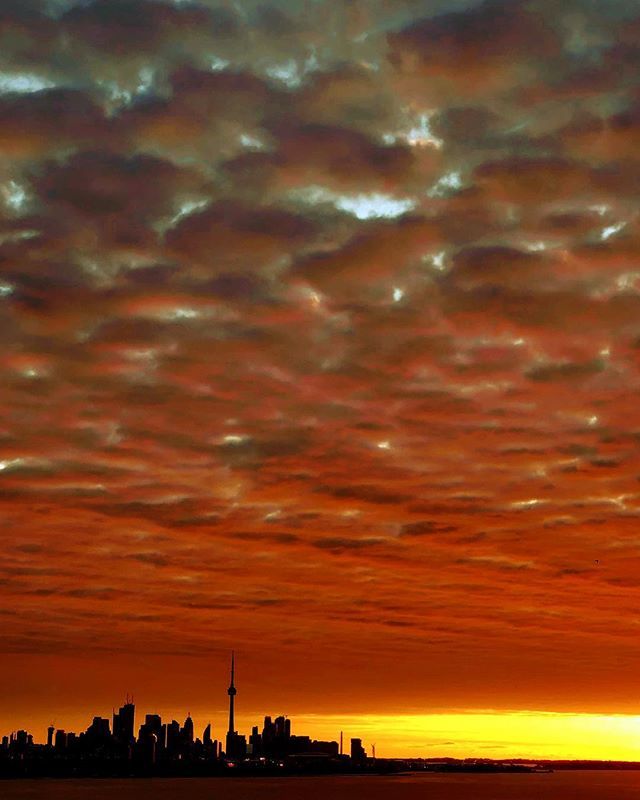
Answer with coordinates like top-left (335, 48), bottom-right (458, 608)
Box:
top-left (225, 652), bottom-right (246, 759)
top-left (113, 700), bottom-right (135, 748)
top-left (203, 723), bottom-right (212, 746)
top-left (351, 738), bottom-right (366, 763)
top-left (0, 651), bottom-right (354, 777)
top-left (182, 714), bottom-right (194, 745)
top-left (166, 719), bottom-right (180, 757)
top-left (54, 729), bottom-right (66, 751)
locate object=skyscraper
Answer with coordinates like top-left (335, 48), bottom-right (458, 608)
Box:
top-left (182, 714), bottom-right (194, 745)
top-left (203, 723), bottom-right (212, 746)
top-left (113, 700), bottom-right (135, 745)
top-left (166, 720), bottom-right (180, 757)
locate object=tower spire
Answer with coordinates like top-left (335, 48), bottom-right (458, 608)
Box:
top-left (227, 650), bottom-right (237, 736)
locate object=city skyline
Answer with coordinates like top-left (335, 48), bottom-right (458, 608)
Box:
top-left (2, 0), bottom-right (640, 763)
top-left (0, 652), bottom-right (370, 777)
top-left (1, 653), bottom-right (351, 752)
top-left (5, 652), bottom-right (640, 762)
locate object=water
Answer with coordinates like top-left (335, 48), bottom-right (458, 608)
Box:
top-left (4, 772), bottom-right (640, 800)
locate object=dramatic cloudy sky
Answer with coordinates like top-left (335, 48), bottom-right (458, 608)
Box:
top-left (2, 0), bottom-right (640, 758)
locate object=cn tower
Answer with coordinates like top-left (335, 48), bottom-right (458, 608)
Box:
top-left (227, 651), bottom-right (237, 736)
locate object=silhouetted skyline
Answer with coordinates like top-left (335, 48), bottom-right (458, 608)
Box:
top-left (0, 653), bottom-right (359, 777)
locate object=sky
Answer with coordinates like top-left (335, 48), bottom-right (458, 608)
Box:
top-left (2, 0), bottom-right (640, 759)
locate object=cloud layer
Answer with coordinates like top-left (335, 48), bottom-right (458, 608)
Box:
top-left (2, 0), bottom-right (640, 728)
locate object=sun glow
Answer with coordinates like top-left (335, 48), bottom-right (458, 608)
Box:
top-left (284, 712), bottom-right (640, 760)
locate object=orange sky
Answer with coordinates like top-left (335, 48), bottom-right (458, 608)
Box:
top-left (2, 0), bottom-right (640, 758)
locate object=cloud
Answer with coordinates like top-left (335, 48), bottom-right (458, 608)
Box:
top-left (526, 358), bottom-right (605, 382)
top-left (400, 521), bottom-right (458, 537)
top-left (0, 89), bottom-right (109, 158)
top-left (315, 484), bottom-right (412, 506)
top-left (2, 0), bottom-right (640, 732)
top-left (312, 536), bottom-right (387, 552)
top-left (225, 125), bottom-right (417, 197)
top-left (61, 0), bottom-right (230, 57)
top-left (165, 201), bottom-right (317, 273)
top-left (388, 0), bottom-right (559, 99)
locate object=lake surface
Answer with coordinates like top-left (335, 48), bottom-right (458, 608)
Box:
top-left (4, 772), bottom-right (640, 800)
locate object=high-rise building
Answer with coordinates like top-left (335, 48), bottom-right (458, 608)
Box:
top-left (203, 723), bottom-right (212, 746)
top-left (85, 717), bottom-right (111, 749)
top-left (350, 738), bottom-right (366, 763)
top-left (166, 720), bottom-right (181, 758)
top-left (113, 700), bottom-right (135, 745)
top-left (261, 716), bottom-right (276, 756)
top-left (182, 714), bottom-right (194, 745)
top-left (47, 726), bottom-right (55, 748)
top-left (139, 715), bottom-right (165, 750)
top-left (138, 715), bottom-right (165, 765)
top-left (225, 731), bottom-right (246, 760)
top-left (249, 725), bottom-right (261, 756)
top-left (14, 731), bottom-right (28, 752)
top-left (262, 716), bottom-right (274, 740)
top-left (275, 715), bottom-right (290, 738)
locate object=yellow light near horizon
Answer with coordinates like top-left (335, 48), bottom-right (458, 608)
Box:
top-left (13, 707), bottom-right (640, 761)
top-left (283, 712), bottom-right (640, 761)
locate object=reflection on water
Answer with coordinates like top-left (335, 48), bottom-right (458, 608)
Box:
top-left (4, 772), bottom-right (640, 800)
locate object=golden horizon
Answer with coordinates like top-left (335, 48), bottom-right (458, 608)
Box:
top-left (6, 708), bottom-right (640, 762)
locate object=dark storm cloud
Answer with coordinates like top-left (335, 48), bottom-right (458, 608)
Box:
top-left (61, 0), bottom-right (228, 55)
top-left (0, 89), bottom-right (109, 158)
top-left (387, 0), bottom-right (559, 99)
top-left (166, 201), bottom-right (317, 270)
top-left (224, 123), bottom-right (416, 193)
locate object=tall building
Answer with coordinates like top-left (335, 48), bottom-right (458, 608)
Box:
top-left (85, 716), bottom-right (111, 749)
top-left (203, 723), bottom-right (212, 745)
top-left (47, 726), bottom-right (54, 748)
top-left (274, 715), bottom-right (290, 739)
top-left (138, 714), bottom-right (165, 765)
top-left (166, 720), bottom-right (181, 758)
top-left (14, 731), bottom-right (28, 752)
top-left (351, 738), bottom-right (366, 763)
top-left (249, 725), bottom-right (261, 756)
top-left (182, 714), bottom-right (194, 745)
top-left (113, 700), bottom-right (135, 745)
top-left (262, 716), bottom-right (275, 745)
